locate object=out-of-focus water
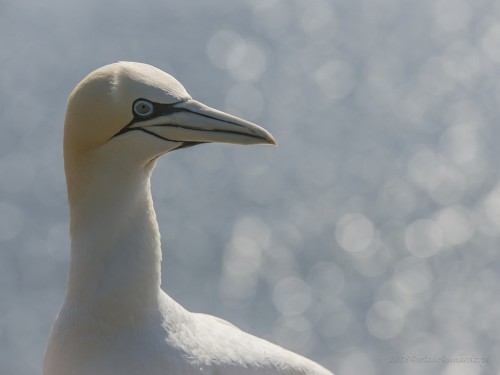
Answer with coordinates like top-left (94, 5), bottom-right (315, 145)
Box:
top-left (1, 0), bottom-right (499, 374)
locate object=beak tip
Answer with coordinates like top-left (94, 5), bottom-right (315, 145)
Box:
top-left (262, 130), bottom-right (277, 146)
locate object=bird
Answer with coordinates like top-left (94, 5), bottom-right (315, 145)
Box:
top-left (43, 61), bottom-right (334, 375)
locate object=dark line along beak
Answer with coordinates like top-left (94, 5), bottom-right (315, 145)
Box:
top-left (122, 99), bottom-right (277, 146)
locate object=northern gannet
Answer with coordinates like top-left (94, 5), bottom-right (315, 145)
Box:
top-left (43, 62), bottom-right (334, 375)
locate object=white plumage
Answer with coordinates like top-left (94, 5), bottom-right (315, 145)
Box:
top-left (43, 62), bottom-right (334, 375)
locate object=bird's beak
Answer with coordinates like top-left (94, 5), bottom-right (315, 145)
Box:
top-left (126, 100), bottom-right (276, 147)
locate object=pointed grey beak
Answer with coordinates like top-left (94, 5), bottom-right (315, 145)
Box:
top-left (129, 100), bottom-right (276, 146)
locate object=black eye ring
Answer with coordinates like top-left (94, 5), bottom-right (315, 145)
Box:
top-left (133, 99), bottom-right (154, 117)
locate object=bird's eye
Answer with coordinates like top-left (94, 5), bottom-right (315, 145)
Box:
top-left (133, 100), bottom-right (154, 117)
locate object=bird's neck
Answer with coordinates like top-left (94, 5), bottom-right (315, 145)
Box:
top-left (64, 159), bottom-right (162, 323)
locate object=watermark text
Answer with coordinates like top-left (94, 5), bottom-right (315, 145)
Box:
top-left (388, 355), bottom-right (488, 367)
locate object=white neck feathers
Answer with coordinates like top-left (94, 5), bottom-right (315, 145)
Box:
top-left (64, 157), bottom-right (162, 324)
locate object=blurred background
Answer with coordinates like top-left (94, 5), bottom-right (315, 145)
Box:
top-left (1, 0), bottom-right (500, 374)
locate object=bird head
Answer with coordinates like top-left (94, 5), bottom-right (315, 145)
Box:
top-left (64, 61), bottom-right (276, 171)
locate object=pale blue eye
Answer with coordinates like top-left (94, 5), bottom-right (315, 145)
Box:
top-left (133, 100), bottom-right (154, 117)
